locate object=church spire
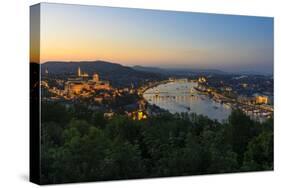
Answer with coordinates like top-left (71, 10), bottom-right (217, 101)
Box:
top-left (78, 66), bottom-right (81, 77)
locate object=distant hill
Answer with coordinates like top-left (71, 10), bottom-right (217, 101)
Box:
top-left (170, 68), bottom-right (228, 75)
top-left (235, 71), bottom-right (273, 76)
top-left (133, 66), bottom-right (168, 74)
top-left (133, 65), bottom-right (228, 76)
top-left (41, 61), bottom-right (164, 87)
top-left (42, 61), bottom-right (135, 75)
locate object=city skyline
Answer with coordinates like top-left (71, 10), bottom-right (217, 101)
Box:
top-left (32, 3), bottom-right (273, 74)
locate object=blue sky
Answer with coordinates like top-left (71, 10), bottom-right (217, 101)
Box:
top-left (39, 3), bottom-right (274, 74)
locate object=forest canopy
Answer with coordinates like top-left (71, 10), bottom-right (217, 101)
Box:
top-left (41, 102), bottom-right (273, 184)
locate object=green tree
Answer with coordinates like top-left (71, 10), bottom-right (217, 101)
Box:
top-left (226, 110), bottom-right (256, 164)
top-left (242, 131), bottom-right (273, 171)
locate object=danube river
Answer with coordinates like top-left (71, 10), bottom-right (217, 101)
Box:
top-left (143, 80), bottom-right (232, 122)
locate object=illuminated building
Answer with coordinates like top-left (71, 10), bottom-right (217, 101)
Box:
top-left (87, 73), bottom-right (111, 90)
top-left (77, 66), bottom-right (89, 77)
top-left (90, 73), bottom-right (111, 90)
top-left (93, 73), bottom-right (99, 82)
top-left (65, 81), bottom-right (86, 95)
top-left (255, 95), bottom-right (268, 104)
top-left (130, 110), bottom-right (148, 121)
top-left (137, 111), bottom-right (148, 120)
top-left (40, 81), bottom-right (49, 88)
top-left (137, 111), bottom-right (143, 120)
top-left (198, 77), bottom-right (207, 83)
top-left (64, 70), bottom-right (111, 98)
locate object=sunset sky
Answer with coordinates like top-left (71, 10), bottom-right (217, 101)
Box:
top-left (34, 3), bottom-right (273, 74)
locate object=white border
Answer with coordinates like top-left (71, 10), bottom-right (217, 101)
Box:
top-left (0, 0), bottom-right (280, 187)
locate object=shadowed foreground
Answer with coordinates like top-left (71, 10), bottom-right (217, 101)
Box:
top-left (41, 102), bottom-right (273, 184)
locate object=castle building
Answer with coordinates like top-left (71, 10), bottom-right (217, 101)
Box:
top-left (65, 80), bottom-right (88, 95)
top-left (64, 69), bottom-right (111, 97)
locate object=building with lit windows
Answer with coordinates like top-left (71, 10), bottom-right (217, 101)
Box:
top-left (64, 68), bottom-right (112, 97)
top-left (255, 95), bottom-right (268, 104)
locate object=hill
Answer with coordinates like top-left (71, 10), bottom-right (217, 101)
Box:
top-left (41, 61), bottom-right (164, 87)
top-left (133, 65), bottom-right (228, 76)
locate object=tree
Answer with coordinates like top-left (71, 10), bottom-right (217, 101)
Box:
top-left (226, 110), bottom-right (255, 164)
top-left (242, 131), bottom-right (273, 171)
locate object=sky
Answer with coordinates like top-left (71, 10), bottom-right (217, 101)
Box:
top-left (34, 3), bottom-right (273, 74)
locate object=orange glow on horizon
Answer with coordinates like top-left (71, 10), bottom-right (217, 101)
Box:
top-left (40, 36), bottom-right (212, 65)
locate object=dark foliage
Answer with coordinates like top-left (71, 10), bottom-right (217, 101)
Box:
top-left (40, 102), bottom-right (273, 184)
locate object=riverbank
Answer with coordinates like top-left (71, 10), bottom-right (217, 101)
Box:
top-left (141, 79), bottom-right (273, 122)
top-left (142, 79), bottom-right (232, 122)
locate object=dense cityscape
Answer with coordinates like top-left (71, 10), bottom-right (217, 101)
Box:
top-left (40, 62), bottom-right (273, 122)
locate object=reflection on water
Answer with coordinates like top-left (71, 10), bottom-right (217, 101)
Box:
top-left (143, 80), bottom-right (232, 122)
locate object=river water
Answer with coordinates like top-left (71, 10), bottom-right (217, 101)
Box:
top-left (143, 80), bottom-right (232, 122)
